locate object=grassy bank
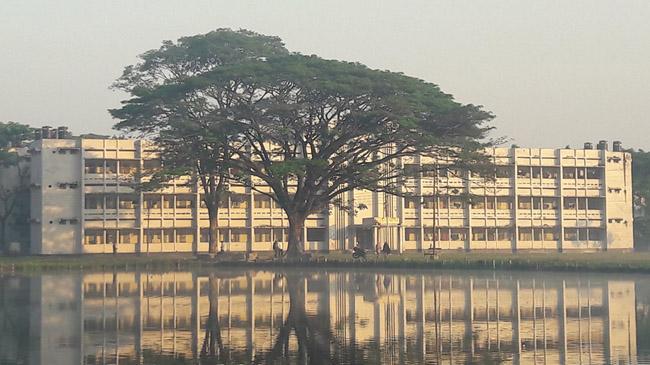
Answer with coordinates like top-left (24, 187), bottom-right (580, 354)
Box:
top-left (2, 251), bottom-right (650, 274)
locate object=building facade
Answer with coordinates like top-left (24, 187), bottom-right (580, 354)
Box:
top-left (28, 138), bottom-right (633, 255)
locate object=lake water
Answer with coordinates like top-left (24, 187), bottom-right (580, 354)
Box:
top-left (1, 268), bottom-right (649, 364)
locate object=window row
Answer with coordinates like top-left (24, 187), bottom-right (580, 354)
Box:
top-left (84, 227), bottom-right (328, 245)
top-left (85, 194), bottom-right (138, 210)
top-left (84, 159), bottom-right (140, 175)
top-left (404, 196), bottom-right (604, 211)
top-left (402, 165), bottom-right (604, 181)
top-left (402, 227), bottom-right (605, 242)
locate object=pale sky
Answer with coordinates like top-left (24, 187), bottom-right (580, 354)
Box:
top-left (1, 0), bottom-right (649, 149)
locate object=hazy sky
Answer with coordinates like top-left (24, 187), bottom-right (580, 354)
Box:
top-left (1, 0), bottom-right (649, 149)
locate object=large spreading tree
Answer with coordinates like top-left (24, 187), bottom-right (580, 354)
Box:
top-left (112, 29), bottom-right (494, 258)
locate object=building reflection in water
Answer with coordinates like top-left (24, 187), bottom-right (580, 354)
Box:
top-left (0, 270), bottom-right (637, 364)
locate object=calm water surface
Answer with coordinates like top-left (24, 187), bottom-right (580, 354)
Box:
top-left (1, 268), bottom-right (649, 364)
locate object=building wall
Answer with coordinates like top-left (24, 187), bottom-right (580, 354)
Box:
top-left (28, 139), bottom-right (634, 255)
top-left (30, 139), bottom-right (82, 254)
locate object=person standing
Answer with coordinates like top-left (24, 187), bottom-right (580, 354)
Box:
top-left (375, 241), bottom-right (381, 256)
top-left (273, 240), bottom-right (280, 258)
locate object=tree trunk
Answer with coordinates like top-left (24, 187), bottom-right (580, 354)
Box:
top-left (0, 218), bottom-right (6, 254)
top-left (207, 205), bottom-right (219, 255)
top-left (286, 215), bottom-right (306, 258)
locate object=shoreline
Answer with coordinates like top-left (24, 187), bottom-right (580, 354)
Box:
top-left (2, 251), bottom-right (650, 274)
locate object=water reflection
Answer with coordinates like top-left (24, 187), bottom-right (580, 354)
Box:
top-left (0, 270), bottom-right (640, 364)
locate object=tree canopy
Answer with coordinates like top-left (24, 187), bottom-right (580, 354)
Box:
top-left (111, 29), bottom-right (494, 257)
top-left (0, 122), bottom-right (33, 253)
top-left (633, 150), bottom-right (650, 247)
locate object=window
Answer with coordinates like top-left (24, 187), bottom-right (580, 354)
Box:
top-left (163, 196), bottom-right (173, 209)
top-left (421, 164), bottom-right (437, 177)
top-left (517, 167), bottom-right (531, 178)
top-left (438, 196), bottom-right (449, 209)
top-left (563, 168), bottom-right (576, 179)
top-left (518, 197), bottom-right (531, 210)
top-left (586, 168), bottom-right (601, 179)
top-left (85, 194), bottom-right (103, 209)
top-left (144, 195), bottom-right (161, 209)
top-left (531, 167), bottom-right (541, 179)
top-left (231, 229), bottom-right (248, 243)
top-left (532, 197), bottom-right (541, 210)
top-left (84, 230), bottom-right (104, 245)
top-left (542, 198), bottom-right (558, 210)
top-left (519, 228), bottom-right (532, 241)
top-left (255, 228), bottom-right (272, 242)
top-left (497, 197), bottom-right (512, 210)
top-left (119, 195), bottom-right (138, 209)
top-left (450, 197), bottom-right (464, 209)
top-left (231, 194), bottom-right (249, 209)
top-left (438, 228), bottom-right (450, 241)
top-left (119, 230), bottom-right (138, 244)
top-left (200, 229), bottom-right (210, 243)
top-left (578, 198), bottom-right (587, 210)
top-left (543, 228), bottom-right (559, 241)
top-left (472, 228), bottom-right (486, 241)
top-left (587, 198), bottom-right (604, 211)
top-left (485, 198), bottom-right (495, 210)
top-left (163, 229), bottom-right (174, 243)
top-left (405, 228), bottom-right (419, 241)
top-left (497, 228), bottom-right (512, 241)
top-left (423, 196), bottom-right (435, 209)
top-left (176, 229), bottom-right (194, 243)
top-left (105, 195), bottom-right (117, 209)
top-left (542, 167), bottom-right (559, 179)
top-left (576, 168), bottom-right (586, 179)
top-left (176, 195), bottom-right (194, 209)
top-left (578, 228), bottom-right (588, 241)
top-left (105, 160), bottom-right (117, 174)
top-left (472, 198), bottom-right (485, 210)
top-left (254, 194), bottom-right (272, 209)
top-left (119, 160), bottom-right (138, 175)
top-left (106, 230), bottom-right (117, 245)
top-left (496, 166), bottom-right (512, 178)
top-left (405, 197), bottom-right (418, 209)
top-left (307, 228), bottom-right (326, 242)
top-left (563, 197), bottom-right (576, 209)
top-left (85, 160), bottom-right (104, 174)
top-left (564, 228), bottom-right (578, 241)
top-left (533, 228), bottom-right (542, 241)
top-left (273, 228), bottom-right (287, 242)
top-left (145, 230), bottom-right (162, 244)
top-left (486, 228), bottom-right (497, 241)
top-left (219, 229), bottom-right (230, 243)
top-left (450, 228), bottom-right (467, 241)
top-left (588, 228), bottom-right (603, 241)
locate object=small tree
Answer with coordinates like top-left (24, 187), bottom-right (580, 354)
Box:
top-left (0, 122), bottom-right (33, 253)
top-left (111, 29), bottom-right (289, 254)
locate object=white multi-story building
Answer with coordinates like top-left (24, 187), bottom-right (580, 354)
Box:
top-left (28, 137), bottom-right (633, 255)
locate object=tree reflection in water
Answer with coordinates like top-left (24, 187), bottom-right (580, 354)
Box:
top-left (200, 274), bottom-right (228, 364)
top-left (255, 272), bottom-right (333, 364)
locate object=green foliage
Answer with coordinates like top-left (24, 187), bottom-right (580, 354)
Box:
top-left (0, 121), bottom-right (33, 252)
top-left (112, 28), bottom-right (494, 256)
top-left (633, 150), bottom-right (650, 247)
